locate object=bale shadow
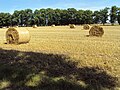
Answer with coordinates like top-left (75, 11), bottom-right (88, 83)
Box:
top-left (0, 48), bottom-right (119, 90)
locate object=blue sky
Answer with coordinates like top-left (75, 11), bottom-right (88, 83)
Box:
top-left (0, 0), bottom-right (119, 13)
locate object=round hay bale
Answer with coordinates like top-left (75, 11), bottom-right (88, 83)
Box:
top-left (89, 25), bottom-right (104, 37)
top-left (69, 24), bottom-right (75, 29)
top-left (83, 24), bottom-right (90, 30)
top-left (33, 25), bottom-right (37, 28)
top-left (2, 27), bottom-right (7, 29)
top-left (6, 28), bottom-right (30, 44)
top-left (15, 26), bottom-right (18, 28)
top-left (51, 24), bottom-right (55, 27)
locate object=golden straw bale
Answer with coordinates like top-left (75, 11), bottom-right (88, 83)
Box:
top-left (83, 24), bottom-right (90, 30)
top-left (2, 27), bottom-right (7, 29)
top-left (89, 25), bottom-right (104, 37)
top-left (6, 28), bottom-right (30, 44)
top-left (51, 24), bottom-right (55, 27)
top-left (32, 25), bottom-right (37, 28)
top-left (69, 24), bottom-right (75, 29)
top-left (15, 26), bottom-right (18, 28)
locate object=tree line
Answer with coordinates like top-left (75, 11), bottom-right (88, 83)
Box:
top-left (0, 6), bottom-right (120, 27)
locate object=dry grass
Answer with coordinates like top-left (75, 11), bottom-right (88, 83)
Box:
top-left (0, 26), bottom-right (120, 73)
top-left (0, 25), bottom-right (120, 89)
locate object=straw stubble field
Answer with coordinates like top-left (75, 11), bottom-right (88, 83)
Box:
top-left (0, 25), bottom-right (120, 89)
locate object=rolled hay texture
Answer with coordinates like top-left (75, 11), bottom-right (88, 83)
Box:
top-left (51, 24), bottom-right (55, 27)
top-left (89, 25), bottom-right (104, 37)
top-left (33, 25), bottom-right (37, 28)
top-left (6, 28), bottom-right (30, 44)
top-left (15, 26), bottom-right (18, 28)
top-left (83, 24), bottom-right (90, 30)
top-left (69, 24), bottom-right (76, 29)
top-left (2, 27), bottom-right (7, 29)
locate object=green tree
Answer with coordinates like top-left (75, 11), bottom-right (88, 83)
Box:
top-left (0, 13), bottom-right (11, 27)
top-left (93, 11), bottom-right (101, 24)
top-left (53, 9), bottom-right (61, 25)
top-left (24, 9), bottom-right (33, 26)
top-left (60, 9), bottom-right (68, 25)
top-left (67, 8), bottom-right (77, 24)
top-left (34, 8), bottom-right (47, 26)
top-left (76, 10), bottom-right (84, 24)
top-left (110, 6), bottom-right (118, 25)
top-left (117, 8), bottom-right (120, 25)
top-left (12, 10), bottom-right (21, 26)
top-left (0, 7), bottom-right (116, 26)
top-left (82, 10), bottom-right (93, 24)
top-left (99, 7), bottom-right (109, 25)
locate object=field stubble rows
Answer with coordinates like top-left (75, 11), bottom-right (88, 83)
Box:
top-left (0, 25), bottom-right (120, 77)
